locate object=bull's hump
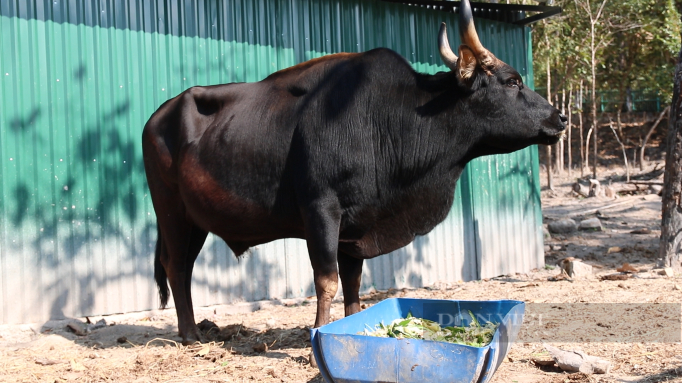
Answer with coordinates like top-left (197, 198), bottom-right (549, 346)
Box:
top-left (267, 52), bottom-right (360, 79)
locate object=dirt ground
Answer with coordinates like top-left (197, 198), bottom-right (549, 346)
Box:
top-left (1, 164), bottom-right (681, 383)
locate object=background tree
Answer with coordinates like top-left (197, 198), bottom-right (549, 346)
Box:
top-left (531, 0), bottom-right (680, 179)
top-left (659, 45), bottom-right (682, 272)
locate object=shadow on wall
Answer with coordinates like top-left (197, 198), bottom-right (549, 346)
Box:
top-left (0, 57), bottom-right (281, 325)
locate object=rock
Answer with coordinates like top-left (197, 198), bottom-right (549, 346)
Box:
top-left (560, 258), bottom-right (593, 279)
top-left (657, 267), bottom-right (674, 277)
top-left (579, 218), bottom-right (602, 231)
top-left (116, 336), bottom-right (127, 344)
top-left (66, 320), bottom-right (88, 336)
top-left (607, 246), bottom-right (622, 254)
top-left (253, 342), bottom-right (268, 353)
top-left (544, 344), bottom-right (611, 374)
top-left (649, 185), bottom-right (663, 195)
top-left (548, 219), bottom-right (578, 234)
top-left (266, 318), bottom-right (277, 329)
top-left (572, 182), bottom-right (589, 197)
top-left (86, 319), bottom-right (107, 332)
top-left (589, 179), bottom-right (602, 197)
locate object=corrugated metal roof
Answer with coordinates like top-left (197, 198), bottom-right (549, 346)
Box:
top-left (0, 0), bottom-right (543, 325)
top-left (381, 0), bottom-right (562, 25)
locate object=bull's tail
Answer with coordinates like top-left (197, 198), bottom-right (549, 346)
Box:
top-left (154, 225), bottom-right (170, 309)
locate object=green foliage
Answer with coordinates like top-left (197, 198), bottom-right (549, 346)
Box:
top-left (532, 0), bottom-right (681, 105)
top-left (359, 311), bottom-right (499, 347)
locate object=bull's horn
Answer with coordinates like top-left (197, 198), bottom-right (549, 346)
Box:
top-left (458, 0), bottom-right (487, 58)
top-left (438, 22), bottom-right (458, 71)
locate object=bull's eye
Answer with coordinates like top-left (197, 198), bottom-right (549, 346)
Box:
top-left (506, 78), bottom-right (521, 88)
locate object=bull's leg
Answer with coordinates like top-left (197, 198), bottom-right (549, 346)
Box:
top-left (302, 202), bottom-right (341, 366)
top-left (184, 226), bottom-right (209, 322)
top-left (338, 252), bottom-right (364, 317)
top-left (155, 203), bottom-right (207, 344)
top-left (304, 211), bottom-right (341, 327)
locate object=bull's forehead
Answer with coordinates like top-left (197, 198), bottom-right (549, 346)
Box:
top-left (493, 63), bottom-right (522, 80)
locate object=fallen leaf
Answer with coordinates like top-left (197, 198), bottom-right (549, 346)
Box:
top-left (607, 247), bottom-right (622, 254)
top-left (69, 359), bottom-right (86, 372)
top-left (630, 228), bottom-right (651, 234)
top-left (548, 272), bottom-right (571, 282)
top-left (35, 358), bottom-right (64, 366)
top-left (616, 263), bottom-right (638, 273)
top-left (197, 344), bottom-right (211, 357)
top-left (599, 273), bottom-right (630, 281)
top-left (531, 359), bottom-right (556, 366)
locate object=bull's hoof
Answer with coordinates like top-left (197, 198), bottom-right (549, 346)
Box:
top-left (180, 327), bottom-right (204, 345)
top-left (309, 350), bottom-right (318, 368)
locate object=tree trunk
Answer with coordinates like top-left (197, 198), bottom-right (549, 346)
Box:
top-left (640, 106), bottom-right (670, 171)
top-left (559, 91), bottom-right (566, 175)
top-left (585, 126), bottom-right (593, 173)
top-left (579, 81), bottom-right (585, 177)
top-left (608, 119), bottom-right (629, 182)
top-left (555, 94), bottom-right (562, 175)
top-left (546, 56), bottom-right (554, 190)
top-left (659, 46), bottom-right (682, 272)
top-left (547, 146), bottom-right (554, 190)
top-left (568, 86), bottom-right (573, 178)
top-left (590, 15), bottom-right (598, 179)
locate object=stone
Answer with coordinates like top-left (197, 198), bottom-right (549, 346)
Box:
top-left (560, 258), bottom-right (593, 279)
top-left (588, 179), bottom-right (602, 197)
top-left (579, 218), bottom-right (602, 231)
top-left (657, 267), bottom-right (674, 277)
top-left (572, 182), bottom-right (589, 197)
top-left (649, 185), bottom-right (663, 195)
top-left (66, 320), bottom-right (88, 336)
top-left (544, 344), bottom-right (611, 374)
top-left (548, 218), bottom-right (578, 234)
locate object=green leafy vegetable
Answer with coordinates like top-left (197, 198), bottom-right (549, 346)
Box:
top-left (359, 311), bottom-right (498, 347)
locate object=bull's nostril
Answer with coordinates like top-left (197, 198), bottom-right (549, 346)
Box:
top-left (559, 114), bottom-right (568, 123)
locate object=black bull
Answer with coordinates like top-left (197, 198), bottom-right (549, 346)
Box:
top-left (142, 0), bottom-right (566, 346)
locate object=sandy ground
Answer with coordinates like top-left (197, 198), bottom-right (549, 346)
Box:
top-left (1, 166), bottom-right (680, 383)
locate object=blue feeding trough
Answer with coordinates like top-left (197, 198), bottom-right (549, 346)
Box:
top-left (310, 298), bottom-right (525, 383)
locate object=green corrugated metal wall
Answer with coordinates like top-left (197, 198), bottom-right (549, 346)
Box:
top-left (0, 0), bottom-right (543, 325)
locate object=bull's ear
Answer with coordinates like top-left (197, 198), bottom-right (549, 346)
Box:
top-left (456, 45), bottom-right (477, 82)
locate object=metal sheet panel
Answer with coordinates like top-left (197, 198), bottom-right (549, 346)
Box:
top-left (0, 0), bottom-right (542, 325)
